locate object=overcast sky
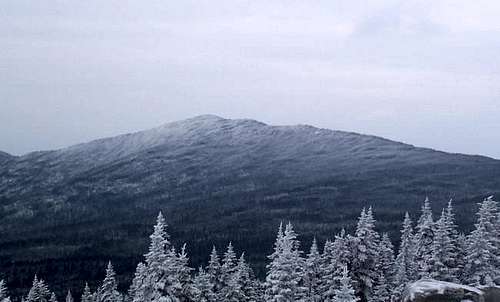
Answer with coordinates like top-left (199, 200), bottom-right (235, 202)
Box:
top-left (1, 1), bottom-right (500, 158)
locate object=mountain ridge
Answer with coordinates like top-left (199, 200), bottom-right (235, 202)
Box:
top-left (4, 114), bottom-right (496, 162)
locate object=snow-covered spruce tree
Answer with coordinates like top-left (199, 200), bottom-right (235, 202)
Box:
top-left (429, 204), bottom-right (459, 282)
top-left (392, 212), bottom-right (416, 301)
top-left (221, 252), bottom-right (259, 302)
top-left (97, 262), bottom-right (122, 302)
top-left (443, 200), bottom-right (460, 277)
top-left (81, 283), bottom-right (94, 302)
top-left (264, 222), bottom-right (305, 302)
top-left (378, 233), bottom-right (395, 284)
top-left (0, 280), bottom-right (11, 302)
top-left (220, 243), bottom-right (238, 289)
top-left (456, 233), bottom-right (468, 283)
top-left (303, 238), bottom-right (323, 302)
top-left (464, 196), bottom-right (499, 286)
top-left (143, 212), bottom-right (172, 302)
top-left (133, 211), bottom-right (193, 302)
top-left (49, 293), bottom-right (57, 302)
top-left (331, 266), bottom-right (359, 302)
top-left (128, 263), bottom-right (146, 302)
top-left (65, 291), bottom-right (73, 302)
top-left (371, 232), bottom-right (395, 302)
top-left (322, 229), bottom-right (351, 301)
top-left (169, 244), bottom-right (194, 301)
top-left (413, 197), bottom-right (435, 279)
top-left (206, 246), bottom-right (222, 297)
top-left (192, 267), bottom-right (216, 302)
top-left (349, 207), bottom-right (380, 301)
top-left (26, 275), bottom-right (51, 302)
top-left (321, 239), bottom-right (336, 300)
top-left (369, 272), bottom-right (390, 302)
top-left (236, 253), bottom-right (261, 302)
top-left (393, 212), bottom-right (415, 287)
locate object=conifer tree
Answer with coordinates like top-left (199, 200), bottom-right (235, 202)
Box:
top-left (350, 207), bottom-right (380, 300)
top-left (456, 233), bottom-right (468, 283)
top-left (81, 283), bottom-right (94, 302)
top-left (331, 266), bottom-right (359, 302)
top-left (464, 196), bottom-right (499, 286)
top-left (238, 253), bottom-right (261, 301)
top-left (133, 212), bottom-right (184, 302)
top-left (129, 263), bottom-right (146, 302)
top-left (304, 238), bottom-right (323, 302)
top-left (378, 233), bottom-right (395, 284)
top-left (192, 267), bottom-right (216, 302)
top-left (49, 293), bottom-right (57, 302)
top-left (264, 222), bottom-right (304, 302)
top-left (429, 205), bottom-right (459, 282)
top-left (369, 272), bottom-right (390, 302)
top-left (221, 253), bottom-right (258, 302)
top-left (26, 276), bottom-right (51, 302)
top-left (0, 280), bottom-right (11, 302)
top-left (413, 197), bottom-right (435, 279)
top-left (169, 244), bottom-right (194, 301)
top-left (97, 262), bottom-right (122, 302)
top-left (206, 246), bottom-right (221, 295)
top-left (65, 291), bottom-right (73, 302)
top-left (393, 212), bottom-right (415, 301)
top-left (221, 242), bottom-right (238, 288)
top-left (322, 229), bottom-right (350, 301)
top-left (321, 239), bottom-right (336, 300)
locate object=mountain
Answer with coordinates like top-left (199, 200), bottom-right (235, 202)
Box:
top-left (1, 114), bottom-right (500, 295)
top-left (0, 151), bottom-right (13, 164)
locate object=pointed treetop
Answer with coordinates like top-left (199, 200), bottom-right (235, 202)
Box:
top-left (211, 245), bottom-right (218, 255)
top-left (417, 197), bottom-right (433, 227)
top-left (106, 261), bottom-right (114, 274)
top-left (65, 290), bottom-right (73, 302)
top-left (50, 292), bottom-right (58, 302)
top-left (308, 238), bottom-right (319, 256)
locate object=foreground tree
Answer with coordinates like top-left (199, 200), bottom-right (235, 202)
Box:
top-left (331, 267), bottom-right (359, 302)
top-left (81, 283), bottom-right (94, 302)
top-left (192, 267), bottom-right (216, 302)
top-left (429, 203), bottom-right (459, 282)
top-left (464, 197), bottom-right (499, 286)
top-left (393, 212), bottom-right (415, 300)
top-left (97, 262), bottom-right (122, 302)
top-left (264, 222), bottom-right (304, 302)
top-left (322, 229), bottom-right (350, 301)
top-left (132, 212), bottom-right (179, 302)
top-left (128, 263), bottom-right (146, 302)
top-left (378, 233), bottom-right (395, 283)
top-left (26, 276), bottom-right (51, 302)
top-left (304, 238), bottom-right (323, 302)
top-left (350, 207), bottom-right (380, 300)
top-left (206, 246), bottom-right (222, 297)
top-left (0, 280), bottom-right (11, 302)
top-left (414, 197), bottom-right (435, 279)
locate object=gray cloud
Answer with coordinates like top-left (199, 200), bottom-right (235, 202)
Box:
top-left (1, 0), bottom-right (500, 158)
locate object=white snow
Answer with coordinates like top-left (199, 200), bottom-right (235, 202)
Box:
top-left (404, 279), bottom-right (483, 302)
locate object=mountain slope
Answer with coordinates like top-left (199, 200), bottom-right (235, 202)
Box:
top-left (1, 115), bottom-right (499, 296)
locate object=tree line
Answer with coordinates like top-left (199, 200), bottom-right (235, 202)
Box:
top-left (2, 196), bottom-right (500, 302)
